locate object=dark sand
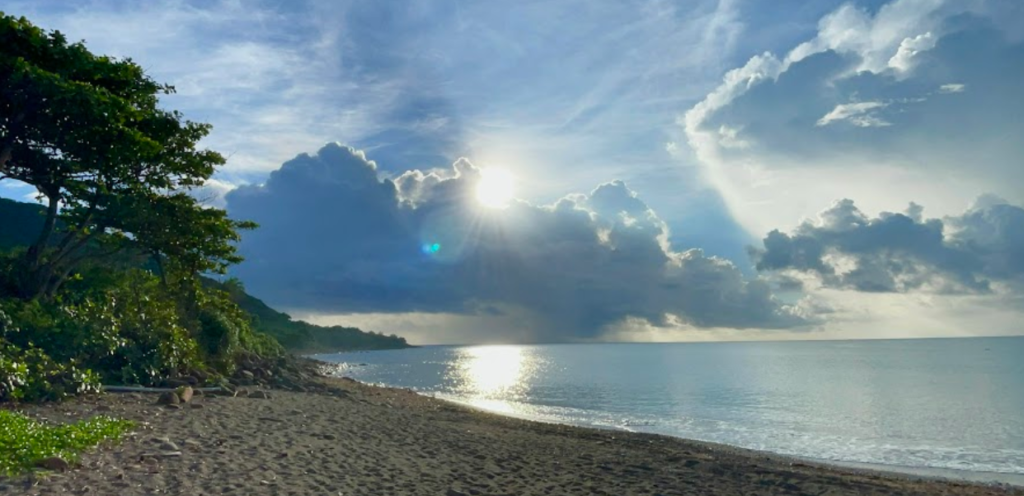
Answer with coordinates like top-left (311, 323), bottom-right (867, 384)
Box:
top-left (3, 377), bottom-right (1022, 496)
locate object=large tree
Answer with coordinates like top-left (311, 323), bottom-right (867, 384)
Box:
top-left (0, 13), bottom-right (250, 299)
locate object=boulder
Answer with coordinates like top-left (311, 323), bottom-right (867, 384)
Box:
top-left (34, 456), bottom-right (70, 472)
top-left (238, 370), bottom-right (255, 385)
top-left (164, 378), bottom-right (191, 388)
top-left (156, 391), bottom-right (180, 405)
top-left (176, 386), bottom-right (194, 403)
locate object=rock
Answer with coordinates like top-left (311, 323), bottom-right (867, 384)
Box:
top-left (165, 403), bottom-right (182, 409)
top-left (249, 390), bottom-right (271, 400)
top-left (322, 434), bottom-right (337, 441)
top-left (34, 456), bottom-right (70, 472)
top-left (159, 440), bottom-right (180, 451)
top-left (241, 370), bottom-right (255, 380)
top-left (156, 392), bottom-right (180, 405)
top-left (176, 386), bottom-right (194, 403)
top-left (183, 439), bottom-right (202, 449)
top-left (141, 451), bottom-right (182, 459)
top-left (446, 489), bottom-right (469, 496)
top-left (190, 403), bottom-right (205, 409)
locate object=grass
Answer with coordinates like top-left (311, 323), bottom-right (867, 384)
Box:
top-left (0, 410), bottom-right (134, 477)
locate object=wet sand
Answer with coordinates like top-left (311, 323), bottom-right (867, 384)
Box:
top-left (3, 377), bottom-right (1022, 496)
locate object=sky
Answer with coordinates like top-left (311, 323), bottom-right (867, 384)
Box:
top-left (4, 0), bottom-right (1023, 344)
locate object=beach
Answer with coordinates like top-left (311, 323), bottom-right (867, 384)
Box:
top-left (3, 377), bottom-right (1021, 496)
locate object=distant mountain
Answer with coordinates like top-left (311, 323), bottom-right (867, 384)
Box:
top-left (0, 197), bottom-right (410, 353)
top-left (0, 197), bottom-right (48, 251)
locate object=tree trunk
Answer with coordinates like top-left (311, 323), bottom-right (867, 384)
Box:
top-left (24, 191), bottom-right (59, 269)
top-left (0, 144), bottom-right (11, 170)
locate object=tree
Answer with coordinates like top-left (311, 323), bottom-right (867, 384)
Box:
top-left (0, 13), bottom-right (244, 299)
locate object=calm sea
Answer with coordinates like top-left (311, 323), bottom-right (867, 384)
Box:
top-left (316, 337), bottom-right (1024, 482)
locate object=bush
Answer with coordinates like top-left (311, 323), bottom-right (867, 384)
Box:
top-left (0, 306), bottom-right (101, 402)
top-left (0, 270), bottom-right (204, 389)
top-left (0, 341), bottom-right (100, 402)
top-left (0, 410), bottom-right (133, 476)
top-left (196, 289), bottom-right (283, 371)
top-left (68, 270), bottom-right (203, 385)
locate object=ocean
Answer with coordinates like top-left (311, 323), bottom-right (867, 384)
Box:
top-left (316, 337), bottom-right (1024, 483)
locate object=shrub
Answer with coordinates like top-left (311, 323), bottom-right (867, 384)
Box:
top-left (67, 270), bottom-right (202, 385)
top-left (197, 288), bottom-right (283, 367)
top-left (0, 270), bottom-right (204, 388)
top-left (0, 341), bottom-right (100, 402)
top-left (0, 410), bottom-right (133, 476)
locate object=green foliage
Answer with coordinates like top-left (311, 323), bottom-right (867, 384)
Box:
top-left (0, 13), bottom-right (249, 301)
top-left (0, 270), bottom-right (205, 390)
top-left (67, 270), bottom-right (202, 384)
top-left (0, 13), bottom-right (297, 402)
top-left (0, 410), bottom-right (132, 476)
top-left (197, 287), bottom-right (283, 368)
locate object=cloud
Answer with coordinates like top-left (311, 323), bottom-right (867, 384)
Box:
top-left (682, 0), bottom-right (1024, 237)
top-left (226, 143), bottom-right (810, 342)
top-left (939, 83), bottom-right (966, 93)
top-left (816, 102), bottom-right (891, 127)
top-left (751, 197), bottom-right (1024, 294)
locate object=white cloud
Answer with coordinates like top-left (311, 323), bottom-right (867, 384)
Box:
top-left (816, 102), bottom-right (891, 127)
top-left (681, 0), bottom-right (1024, 237)
top-left (939, 83), bottom-right (967, 93)
top-left (888, 32), bottom-right (938, 73)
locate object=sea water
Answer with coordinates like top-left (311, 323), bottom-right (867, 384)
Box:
top-left (316, 337), bottom-right (1024, 482)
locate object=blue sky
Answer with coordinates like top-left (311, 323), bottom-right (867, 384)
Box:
top-left (4, 0), bottom-right (1023, 343)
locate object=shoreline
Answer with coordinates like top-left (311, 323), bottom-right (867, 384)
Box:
top-left (423, 389), bottom-right (1024, 488)
top-left (4, 376), bottom-right (1022, 495)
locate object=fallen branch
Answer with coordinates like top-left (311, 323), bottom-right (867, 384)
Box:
top-left (101, 385), bottom-right (225, 394)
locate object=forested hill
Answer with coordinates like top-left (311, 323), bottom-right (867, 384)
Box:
top-left (0, 197), bottom-right (46, 250)
top-left (206, 277), bottom-right (411, 353)
top-left (0, 197), bottom-right (410, 353)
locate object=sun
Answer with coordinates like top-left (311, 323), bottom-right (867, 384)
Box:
top-left (475, 168), bottom-right (516, 209)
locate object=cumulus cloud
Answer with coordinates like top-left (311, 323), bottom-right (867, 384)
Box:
top-left (226, 143), bottom-right (809, 342)
top-left (682, 0), bottom-right (1024, 237)
top-left (751, 197), bottom-right (1024, 294)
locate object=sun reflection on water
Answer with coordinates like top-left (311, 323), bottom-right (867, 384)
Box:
top-left (450, 345), bottom-right (539, 412)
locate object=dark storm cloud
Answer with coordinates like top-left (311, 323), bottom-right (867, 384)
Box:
top-left (226, 143), bottom-right (809, 341)
top-left (751, 197), bottom-right (1024, 294)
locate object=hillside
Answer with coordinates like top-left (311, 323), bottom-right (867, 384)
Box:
top-left (207, 278), bottom-right (410, 353)
top-left (0, 197), bottom-right (48, 251)
top-left (0, 196), bottom-right (409, 353)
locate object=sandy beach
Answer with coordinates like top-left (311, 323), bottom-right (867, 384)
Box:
top-left (2, 377), bottom-right (1022, 496)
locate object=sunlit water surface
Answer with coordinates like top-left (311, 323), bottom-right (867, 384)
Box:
top-left (317, 338), bottom-right (1024, 481)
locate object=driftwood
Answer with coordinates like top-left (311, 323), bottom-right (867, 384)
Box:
top-left (101, 385), bottom-right (225, 394)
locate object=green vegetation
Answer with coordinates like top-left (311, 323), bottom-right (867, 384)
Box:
top-left (212, 279), bottom-right (409, 353)
top-left (0, 410), bottom-right (133, 476)
top-left (0, 13), bottom-right (407, 403)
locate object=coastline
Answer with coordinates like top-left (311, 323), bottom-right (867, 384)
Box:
top-left (4, 376), bottom-right (1023, 495)
top-left (428, 389), bottom-right (1024, 488)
